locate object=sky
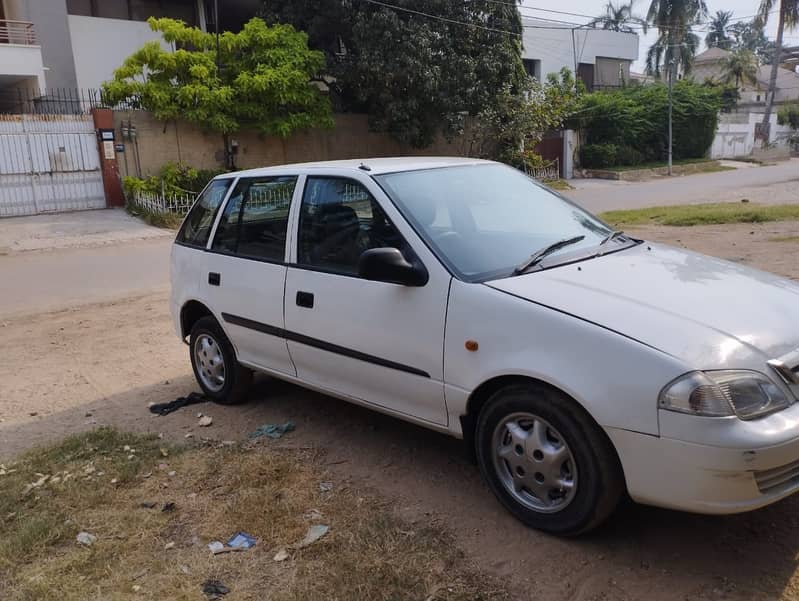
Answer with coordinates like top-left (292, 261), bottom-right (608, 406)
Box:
top-left (519, 0), bottom-right (799, 72)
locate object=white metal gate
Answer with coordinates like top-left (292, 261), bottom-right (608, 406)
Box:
top-left (0, 114), bottom-right (105, 217)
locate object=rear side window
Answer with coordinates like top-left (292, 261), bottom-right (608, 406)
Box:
top-left (211, 176), bottom-right (296, 262)
top-left (177, 179), bottom-right (233, 248)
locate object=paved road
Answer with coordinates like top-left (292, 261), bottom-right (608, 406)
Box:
top-left (0, 237), bottom-right (171, 318)
top-left (564, 158), bottom-right (799, 213)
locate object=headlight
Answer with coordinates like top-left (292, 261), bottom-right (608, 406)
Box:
top-left (659, 370), bottom-right (792, 420)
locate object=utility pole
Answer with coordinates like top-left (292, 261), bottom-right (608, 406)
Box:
top-left (667, 64), bottom-right (673, 175)
top-left (214, 0), bottom-right (220, 74)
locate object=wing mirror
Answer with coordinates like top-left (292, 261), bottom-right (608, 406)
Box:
top-left (358, 248), bottom-right (428, 286)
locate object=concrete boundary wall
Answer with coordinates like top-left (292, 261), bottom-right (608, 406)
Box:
top-left (112, 111), bottom-right (473, 177)
top-left (711, 112), bottom-right (794, 159)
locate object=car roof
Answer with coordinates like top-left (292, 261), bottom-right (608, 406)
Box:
top-left (214, 156), bottom-right (492, 179)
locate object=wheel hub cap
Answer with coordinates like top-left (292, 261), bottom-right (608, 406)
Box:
top-left (492, 412), bottom-right (578, 513)
top-left (194, 334), bottom-right (225, 392)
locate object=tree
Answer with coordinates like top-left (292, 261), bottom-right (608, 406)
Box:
top-left (756, 0), bottom-right (799, 144)
top-left (705, 10), bottom-right (733, 49)
top-left (591, 1), bottom-right (648, 33)
top-left (102, 17), bottom-right (333, 168)
top-left (260, 0), bottom-right (525, 148)
top-left (720, 49), bottom-right (759, 88)
top-left (646, 0), bottom-right (708, 78)
top-left (729, 19), bottom-right (773, 62)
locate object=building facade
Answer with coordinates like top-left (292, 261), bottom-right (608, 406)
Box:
top-left (521, 19), bottom-right (639, 89)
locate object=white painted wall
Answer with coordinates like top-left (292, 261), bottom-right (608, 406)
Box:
top-left (67, 15), bottom-right (171, 90)
top-left (522, 19), bottom-right (639, 80)
top-left (711, 112), bottom-right (794, 159)
top-left (0, 45), bottom-right (46, 88)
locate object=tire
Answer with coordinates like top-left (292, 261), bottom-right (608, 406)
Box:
top-left (475, 383), bottom-right (623, 536)
top-left (189, 315), bottom-right (253, 405)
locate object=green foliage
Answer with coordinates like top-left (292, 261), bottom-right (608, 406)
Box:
top-left (705, 10), bottom-right (733, 49)
top-left (645, 0), bottom-right (707, 77)
top-left (580, 143), bottom-right (619, 168)
top-left (122, 162), bottom-right (223, 199)
top-left (721, 49), bottom-right (759, 88)
top-left (574, 81), bottom-right (724, 166)
top-left (590, 1), bottom-right (649, 33)
top-left (103, 17), bottom-right (333, 141)
top-left (260, 0), bottom-right (525, 148)
top-left (601, 202), bottom-right (799, 226)
top-left (729, 19), bottom-right (781, 64)
top-left (778, 103), bottom-right (799, 129)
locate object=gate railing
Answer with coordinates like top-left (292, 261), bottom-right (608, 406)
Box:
top-left (129, 190), bottom-right (197, 216)
top-left (526, 158), bottom-right (560, 181)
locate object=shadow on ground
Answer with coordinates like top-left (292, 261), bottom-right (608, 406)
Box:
top-left (3, 375), bottom-right (799, 601)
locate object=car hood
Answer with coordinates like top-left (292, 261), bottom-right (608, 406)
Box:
top-left (487, 242), bottom-right (799, 368)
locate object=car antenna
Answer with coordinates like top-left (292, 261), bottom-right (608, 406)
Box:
top-left (358, 162), bottom-right (372, 171)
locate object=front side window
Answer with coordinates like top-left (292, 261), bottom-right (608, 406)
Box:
top-left (177, 178), bottom-right (232, 248)
top-left (376, 164), bottom-right (623, 281)
top-left (297, 177), bottom-right (405, 275)
top-left (211, 176), bottom-right (296, 262)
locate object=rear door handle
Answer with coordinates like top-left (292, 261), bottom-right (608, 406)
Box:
top-left (296, 291), bottom-right (314, 308)
top-left (208, 272), bottom-right (220, 286)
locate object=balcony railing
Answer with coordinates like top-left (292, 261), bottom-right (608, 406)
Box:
top-left (0, 20), bottom-right (37, 45)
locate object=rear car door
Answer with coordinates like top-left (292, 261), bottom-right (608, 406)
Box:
top-left (203, 175), bottom-right (298, 376)
top-left (283, 175), bottom-right (450, 426)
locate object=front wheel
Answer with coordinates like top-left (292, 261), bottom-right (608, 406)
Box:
top-left (189, 316), bottom-right (252, 405)
top-left (475, 383), bottom-right (623, 536)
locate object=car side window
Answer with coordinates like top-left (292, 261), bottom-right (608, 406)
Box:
top-left (297, 177), bottom-right (405, 275)
top-left (211, 176), bottom-right (297, 262)
top-left (177, 179), bottom-right (232, 248)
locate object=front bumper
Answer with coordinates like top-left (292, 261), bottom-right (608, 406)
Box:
top-left (607, 405), bottom-right (799, 514)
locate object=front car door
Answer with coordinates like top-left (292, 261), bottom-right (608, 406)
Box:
top-left (283, 173), bottom-right (450, 426)
top-left (203, 175), bottom-right (299, 376)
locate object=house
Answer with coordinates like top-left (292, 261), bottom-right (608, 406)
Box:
top-left (691, 46), bottom-right (799, 106)
top-left (521, 18), bottom-right (639, 89)
top-left (0, 0), bottom-right (225, 109)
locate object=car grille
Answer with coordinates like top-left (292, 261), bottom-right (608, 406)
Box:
top-left (755, 459), bottom-right (799, 494)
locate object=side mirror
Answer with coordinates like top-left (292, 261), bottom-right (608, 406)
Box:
top-left (358, 248), bottom-right (428, 286)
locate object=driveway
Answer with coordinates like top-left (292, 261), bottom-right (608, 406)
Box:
top-left (564, 158), bottom-right (799, 213)
top-left (3, 216), bottom-right (799, 600)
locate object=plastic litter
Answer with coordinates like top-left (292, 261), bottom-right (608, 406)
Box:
top-left (227, 531), bottom-right (256, 549)
top-left (273, 548), bottom-right (289, 562)
top-left (303, 509), bottom-right (324, 521)
top-left (207, 541), bottom-right (225, 554)
top-left (202, 579), bottom-right (230, 599)
top-left (140, 501), bottom-right (157, 509)
top-left (319, 481), bottom-right (333, 493)
top-left (296, 524), bottom-right (329, 548)
top-left (248, 421), bottom-right (295, 439)
top-left (76, 532), bottom-right (96, 546)
top-left (198, 415), bottom-right (213, 427)
top-left (149, 392), bottom-right (208, 416)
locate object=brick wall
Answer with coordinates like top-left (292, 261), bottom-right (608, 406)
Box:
top-left (113, 111), bottom-right (473, 177)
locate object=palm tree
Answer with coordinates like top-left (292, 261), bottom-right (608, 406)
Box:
top-left (721, 49), bottom-right (759, 88)
top-left (646, 0), bottom-right (708, 78)
top-left (705, 10), bottom-right (733, 49)
top-left (592, 1), bottom-right (649, 33)
top-left (756, 0), bottom-right (799, 145)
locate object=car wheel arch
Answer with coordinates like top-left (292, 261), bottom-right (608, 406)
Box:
top-left (180, 300), bottom-right (215, 339)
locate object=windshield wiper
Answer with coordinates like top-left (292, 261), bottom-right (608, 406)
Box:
top-left (596, 230), bottom-right (625, 256)
top-left (513, 235), bottom-right (586, 275)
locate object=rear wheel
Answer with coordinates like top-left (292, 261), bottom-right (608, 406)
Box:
top-left (189, 316), bottom-right (252, 405)
top-left (475, 383), bottom-right (623, 536)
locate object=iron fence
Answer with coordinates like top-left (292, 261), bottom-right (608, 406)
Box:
top-left (526, 158), bottom-right (560, 181)
top-left (129, 190), bottom-right (197, 215)
top-left (0, 88), bottom-right (140, 115)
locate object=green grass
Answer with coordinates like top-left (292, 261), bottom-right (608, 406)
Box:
top-left (603, 158), bottom-right (714, 172)
top-left (770, 235), bottom-right (799, 243)
top-left (600, 203), bottom-right (799, 227)
top-left (125, 204), bottom-right (184, 229)
top-left (543, 179), bottom-right (573, 191)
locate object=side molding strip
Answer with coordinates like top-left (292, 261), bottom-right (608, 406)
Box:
top-left (221, 312), bottom-right (430, 378)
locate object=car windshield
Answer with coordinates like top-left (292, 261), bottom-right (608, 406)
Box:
top-left (375, 163), bottom-right (619, 281)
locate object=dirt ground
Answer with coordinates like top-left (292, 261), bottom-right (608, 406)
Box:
top-left (3, 221), bottom-right (799, 600)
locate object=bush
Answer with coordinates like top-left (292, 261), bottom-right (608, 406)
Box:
top-left (778, 104), bottom-right (799, 130)
top-left (572, 81), bottom-right (724, 165)
top-left (122, 162), bottom-right (225, 200)
top-left (580, 143), bottom-right (618, 168)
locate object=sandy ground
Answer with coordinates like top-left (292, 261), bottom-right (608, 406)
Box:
top-left (3, 221), bottom-right (799, 600)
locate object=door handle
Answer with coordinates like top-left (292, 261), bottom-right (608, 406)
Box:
top-left (296, 291), bottom-right (314, 308)
top-left (208, 272), bottom-right (220, 286)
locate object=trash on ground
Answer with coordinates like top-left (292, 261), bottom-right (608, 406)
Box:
top-left (76, 531), bottom-right (97, 546)
top-left (160, 448), bottom-right (169, 457)
top-left (140, 501), bottom-right (157, 509)
top-left (303, 509), bottom-right (324, 521)
top-left (248, 421), bottom-right (295, 439)
top-left (168, 471), bottom-right (176, 477)
top-left (162, 501), bottom-right (176, 512)
top-left (202, 579), bottom-right (230, 599)
top-left (198, 415), bottom-right (213, 427)
top-left (273, 548), bottom-right (289, 562)
top-left (295, 524), bottom-right (329, 548)
top-left (149, 392), bottom-right (207, 416)
top-left (180, 564), bottom-right (190, 574)
top-left (132, 584), bottom-right (141, 592)
top-left (164, 541), bottom-right (176, 550)
top-left (22, 474), bottom-right (50, 494)
top-left (227, 531), bottom-right (256, 549)
top-left (319, 481), bottom-right (333, 493)
top-left (207, 541), bottom-right (247, 555)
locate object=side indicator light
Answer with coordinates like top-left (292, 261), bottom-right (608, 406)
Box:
top-left (465, 340), bottom-right (479, 352)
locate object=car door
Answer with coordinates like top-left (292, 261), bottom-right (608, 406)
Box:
top-left (283, 174), bottom-right (450, 426)
top-left (203, 175), bottom-right (298, 376)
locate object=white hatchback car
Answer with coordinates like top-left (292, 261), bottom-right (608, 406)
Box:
top-left (171, 157), bottom-right (799, 535)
